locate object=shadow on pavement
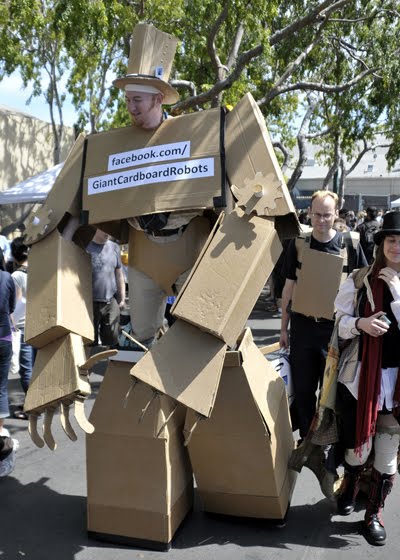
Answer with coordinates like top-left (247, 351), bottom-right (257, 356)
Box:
top-left (172, 497), bottom-right (360, 551)
top-left (0, 477), bottom-right (361, 559)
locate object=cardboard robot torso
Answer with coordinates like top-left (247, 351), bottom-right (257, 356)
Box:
top-left (82, 108), bottom-right (226, 225)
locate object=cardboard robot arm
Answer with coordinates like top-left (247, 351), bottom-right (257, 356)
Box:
top-left (225, 93), bottom-right (299, 240)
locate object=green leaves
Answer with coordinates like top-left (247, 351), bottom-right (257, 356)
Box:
top-left (2, 0), bottom-right (400, 178)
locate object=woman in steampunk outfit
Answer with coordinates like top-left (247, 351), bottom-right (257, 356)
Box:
top-left (334, 211), bottom-right (400, 546)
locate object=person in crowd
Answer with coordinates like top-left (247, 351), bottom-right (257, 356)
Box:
top-left (333, 217), bottom-right (350, 233)
top-left (345, 210), bottom-right (357, 230)
top-left (86, 229), bottom-right (126, 348)
top-left (280, 190), bottom-right (367, 441)
top-left (356, 206), bottom-right (381, 264)
top-left (334, 211), bottom-right (400, 546)
top-left (0, 264), bottom-right (16, 437)
top-left (298, 210), bottom-right (310, 225)
top-left (10, 237), bottom-right (35, 419)
top-left (357, 210), bottom-right (366, 227)
top-left (0, 232), bottom-right (11, 267)
top-left (110, 25), bottom-right (216, 349)
top-left (0, 259), bottom-right (19, 475)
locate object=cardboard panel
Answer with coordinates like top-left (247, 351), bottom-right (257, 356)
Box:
top-left (128, 216), bottom-right (211, 294)
top-left (24, 333), bottom-right (90, 412)
top-left (292, 247), bottom-right (344, 320)
top-left (198, 469), bottom-right (296, 519)
top-left (82, 109), bottom-right (224, 224)
top-left (172, 208), bottom-right (282, 346)
top-left (87, 482), bottom-right (193, 544)
top-left (225, 93), bottom-right (298, 238)
top-left (130, 320), bottom-right (227, 417)
top-left (25, 229), bottom-right (94, 348)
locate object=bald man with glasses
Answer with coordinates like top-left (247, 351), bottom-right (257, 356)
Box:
top-left (280, 191), bottom-right (367, 441)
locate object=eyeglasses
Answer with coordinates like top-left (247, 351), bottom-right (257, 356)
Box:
top-left (311, 212), bottom-right (335, 221)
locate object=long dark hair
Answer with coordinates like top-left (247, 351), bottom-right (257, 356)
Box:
top-left (371, 241), bottom-right (386, 275)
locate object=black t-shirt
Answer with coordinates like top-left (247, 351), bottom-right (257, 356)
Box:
top-left (283, 230), bottom-right (367, 281)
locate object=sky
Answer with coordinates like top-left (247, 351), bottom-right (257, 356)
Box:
top-left (0, 71), bottom-right (78, 127)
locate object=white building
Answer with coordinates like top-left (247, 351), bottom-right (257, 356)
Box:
top-left (0, 105), bottom-right (75, 231)
top-left (294, 141), bottom-right (400, 211)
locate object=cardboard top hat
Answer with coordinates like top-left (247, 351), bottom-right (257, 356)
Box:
top-left (113, 23), bottom-right (179, 105)
top-left (374, 211), bottom-right (400, 245)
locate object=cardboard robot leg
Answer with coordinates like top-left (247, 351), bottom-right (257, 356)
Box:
top-left (184, 328), bottom-right (296, 521)
top-left (86, 359), bottom-right (193, 550)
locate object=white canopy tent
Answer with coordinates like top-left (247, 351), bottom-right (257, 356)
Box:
top-left (0, 163), bottom-right (63, 205)
top-left (390, 197), bottom-right (400, 209)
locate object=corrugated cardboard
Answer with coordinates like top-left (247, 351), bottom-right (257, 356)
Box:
top-left (129, 319), bottom-right (227, 417)
top-left (172, 208), bottom-right (282, 347)
top-left (24, 134), bottom-right (87, 245)
top-left (128, 216), bottom-right (211, 294)
top-left (291, 247), bottom-right (344, 320)
top-left (225, 93), bottom-right (299, 239)
top-left (82, 108), bottom-right (225, 225)
top-left (184, 328), bottom-right (296, 519)
top-left (86, 360), bottom-right (193, 547)
top-left (25, 229), bottom-right (94, 348)
top-left (24, 333), bottom-right (90, 413)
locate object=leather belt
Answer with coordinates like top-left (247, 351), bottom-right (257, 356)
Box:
top-left (149, 225), bottom-right (187, 237)
top-left (291, 311), bottom-right (334, 323)
top-left (312, 316), bottom-right (334, 323)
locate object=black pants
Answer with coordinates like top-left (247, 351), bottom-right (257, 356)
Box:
top-left (290, 312), bottom-right (334, 438)
top-left (93, 298), bottom-right (120, 346)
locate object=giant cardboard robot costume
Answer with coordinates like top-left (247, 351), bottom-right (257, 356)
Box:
top-left (22, 24), bottom-right (300, 549)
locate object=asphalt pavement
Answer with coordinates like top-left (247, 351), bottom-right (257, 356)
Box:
top-left (2, 292), bottom-right (400, 559)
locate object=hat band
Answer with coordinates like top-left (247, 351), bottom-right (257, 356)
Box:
top-left (125, 84), bottom-right (163, 95)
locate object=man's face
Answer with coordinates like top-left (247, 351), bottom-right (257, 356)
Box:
top-left (310, 196), bottom-right (337, 235)
top-left (94, 229), bottom-right (110, 244)
top-left (125, 91), bottom-right (162, 128)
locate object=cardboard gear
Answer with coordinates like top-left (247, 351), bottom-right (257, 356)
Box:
top-left (24, 334), bottom-right (117, 450)
top-left (112, 23), bottom-right (179, 105)
top-left (87, 360), bottom-right (193, 549)
top-left (128, 216), bottom-right (211, 295)
top-left (24, 134), bottom-right (87, 245)
top-left (225, 93), bottom-right (299, 239)
top-left (184, 328), bottom-right (296, 519)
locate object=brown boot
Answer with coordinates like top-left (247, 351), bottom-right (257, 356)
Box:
top-left (337, 462), bottom-right (363, 516)
top-left (363, 467), bottom-right (395, 546)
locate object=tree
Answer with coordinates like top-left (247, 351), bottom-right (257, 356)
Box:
top-left (2, 0), bottom-right (400, 193)
top-left (0, 0), bottom-right (69, 164)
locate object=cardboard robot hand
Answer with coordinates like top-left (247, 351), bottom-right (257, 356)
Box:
top-left (24, 339), bottom-right (117, 450)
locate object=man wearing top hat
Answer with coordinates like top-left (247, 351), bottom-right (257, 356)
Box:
top-left (112, 24), bottom-right (211, 348)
